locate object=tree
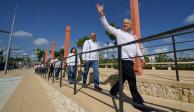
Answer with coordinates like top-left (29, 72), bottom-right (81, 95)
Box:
top-left (76, 35), bottom-right (90, 49)
top-left (54, 48), bottom-right (64, 58)
top-left (155, 54), bottom-right (168, 62)
top-left (34, 48), bottom-right (44, 62)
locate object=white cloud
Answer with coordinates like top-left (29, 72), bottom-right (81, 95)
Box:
top-left (12, 49), bottom-right (24, 53)
top-left (33, 38), bottom-right (49, 46)
top-left (22, 52), bottom-right (28, 56)
top-left (184, 11), bottom-right (194, 24)
top-left (154, 47), bottom-right (169, 53)
top-left (13, 30), bottom-right (32, 38)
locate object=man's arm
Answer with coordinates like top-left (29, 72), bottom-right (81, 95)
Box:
top-left (96, 3), bottom-right (119, 36)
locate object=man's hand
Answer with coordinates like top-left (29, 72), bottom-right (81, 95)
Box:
top-left (96, 3), bottom-right (103, 12)
top-left (96, 3), bottom-right (105, 17)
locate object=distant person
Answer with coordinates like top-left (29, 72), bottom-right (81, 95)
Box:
top-left (48, 60), bottom-right (54, 79)
top-left (96, 3), bottom-right (145, 106)
top-left (66, 47), bottom-right (80, 84)
top-left (82, 32), bottom-right (102, 91)
top-left (55, 58), bottom-right (61, 80)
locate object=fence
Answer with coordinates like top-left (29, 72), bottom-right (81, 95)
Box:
top-left (39, 23), bottom-right (194, 112)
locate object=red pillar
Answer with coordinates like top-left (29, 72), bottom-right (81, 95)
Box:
top-left (51, 41), bottom-right (56, 60)
top-left (42, 48), bottom-right (48, 64)
top-left (64, 25), bottom-right (71, 58)
top-left (130, 0), bottom-right (143, 75)
top-left (45, 48), bottom-right (48, 62)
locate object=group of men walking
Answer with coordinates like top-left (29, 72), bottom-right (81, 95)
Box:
top-left (37, 3), bottom-right (145, 107)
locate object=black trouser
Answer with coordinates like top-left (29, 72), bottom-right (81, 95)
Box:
top-left (49, 69), bottom-right (54, 77)
top-left (110, 60), bottom-right (143, 104)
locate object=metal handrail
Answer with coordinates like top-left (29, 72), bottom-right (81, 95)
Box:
top-left (0, 30), bottom-right (10, 34)
top-left (46, 23), bottom-right (194, 112)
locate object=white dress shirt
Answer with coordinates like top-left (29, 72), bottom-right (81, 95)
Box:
top-left (82, 39), bottom-right (99, 61)
top-left (66, 53), bottom-right (80, 66)
top-left (100, 16), bottom-right (144, 61)
top-left (54, 59), bottom-right (61, 68)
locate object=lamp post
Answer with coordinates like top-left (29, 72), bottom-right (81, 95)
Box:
top-left (4, 5), bottom-right (17, 74)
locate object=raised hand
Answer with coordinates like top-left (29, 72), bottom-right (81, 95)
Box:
top-left (96, 3), bottom-right (104, 13)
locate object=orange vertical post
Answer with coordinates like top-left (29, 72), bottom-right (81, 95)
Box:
top-left (130, 0), bottom-right (143, 75)
top-left (45, 48), bottom-right (48, 62)
top-left (51, 41), bottom-right (56, 60)
top-left (64, 25), bottom-right (71, 58)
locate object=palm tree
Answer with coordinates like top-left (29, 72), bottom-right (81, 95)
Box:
top-left (34, 48), bottom-right (44, 62)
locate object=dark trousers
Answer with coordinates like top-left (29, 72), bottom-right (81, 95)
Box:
top-left (110, 60), bottom-right (144, 104)
top-left (55, 67), bottom-right (61, 78)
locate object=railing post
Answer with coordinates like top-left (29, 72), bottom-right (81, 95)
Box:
top-left (74, 54), bottom-right (78, 94)
top-left (172, 36), bottom-right (179, 81)
top-left (45, 66), bottom-right (47, 79)
top-left (60, 59), bottom-right (63, 87)
top-left (48, 65), bottom-right (50, 81)
top-left (118, 46), bottom-right (123, 112)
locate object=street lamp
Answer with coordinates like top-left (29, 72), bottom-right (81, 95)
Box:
top-left (4, 5), bottom-right (17, 74)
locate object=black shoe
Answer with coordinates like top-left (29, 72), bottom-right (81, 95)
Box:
top-left (82, 83), bottom-right (87, 88)
top-left (110, 92), bottom-right (119, 99)
top-left (94, 87), bottom-right (102, 91)
top-left (133, 102), bottom-right (146, 108)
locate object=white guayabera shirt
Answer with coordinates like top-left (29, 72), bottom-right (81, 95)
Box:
top-left (66, 53), bottom-right (80, 66)
top-left (82, 39), bottom-right (99, 61)
top-left (100, 16), bottom-right (144, 61)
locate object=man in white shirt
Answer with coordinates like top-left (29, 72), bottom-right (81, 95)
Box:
top-left (82, 32), bottom-right (102, 91)
top-left (96, 4), bottom-right (144, 105)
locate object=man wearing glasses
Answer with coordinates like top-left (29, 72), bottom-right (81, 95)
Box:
top-left (82, 33), bottom-right (102, 91)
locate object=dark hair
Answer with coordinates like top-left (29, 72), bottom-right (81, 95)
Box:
top-left (70, 47), bottom-right (77, 53)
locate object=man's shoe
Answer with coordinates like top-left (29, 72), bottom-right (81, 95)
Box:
top-left (94, 87), bottom-right (102, 91)
top-left (133, 102), bottom-right (146, 108)
top-left (110, 92), bottom-right (119, 99)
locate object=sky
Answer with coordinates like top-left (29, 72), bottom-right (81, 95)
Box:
top-left (0, 0), bottom-right (194, 59)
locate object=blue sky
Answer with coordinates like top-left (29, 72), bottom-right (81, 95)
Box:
top-left (0, 0), bottom-right (194, 59)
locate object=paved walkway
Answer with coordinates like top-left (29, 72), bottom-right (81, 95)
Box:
top-left (0, 76), bottom-right (22, 111)
top-left (1, 69), bottom-right (194, 112)
top-left (0, 70), bottom-right (56, 112)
